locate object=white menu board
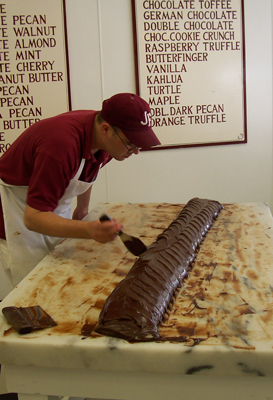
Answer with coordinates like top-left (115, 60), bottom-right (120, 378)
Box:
top-left (132, 0), bottom-right (247, 149)
top-left (0, 0), bottom-right (70, 155)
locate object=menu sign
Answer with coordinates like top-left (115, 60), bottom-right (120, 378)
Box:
top-left (132, 0), bottom-right (247, 149)
top-left (0, 0), bottom-right (70, 155)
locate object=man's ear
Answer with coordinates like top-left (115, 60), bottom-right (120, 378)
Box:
top-left (100, 122), bottom-right (111, 138)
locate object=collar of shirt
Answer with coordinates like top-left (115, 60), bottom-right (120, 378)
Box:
top-left (82, 110), bottom-right (112, 166)
top-left (82, 110), bottom-right (97, 160)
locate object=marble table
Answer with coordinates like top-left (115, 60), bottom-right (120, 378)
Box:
top-left (0, 202), bottom-right (273, 400)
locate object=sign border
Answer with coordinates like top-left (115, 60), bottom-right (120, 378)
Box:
top-left (62, 0), bottom-right (72, 112)
top-left (131, 0), bottom-right (247, 151)
top-left (0, 0), bottom-right (72, 156)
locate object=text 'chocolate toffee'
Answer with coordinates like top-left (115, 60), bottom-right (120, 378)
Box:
top-left (95, 198), bottom-right (223, 342)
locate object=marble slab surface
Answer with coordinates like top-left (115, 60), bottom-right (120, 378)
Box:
top-left (0, 202), bottom-right (273, 378)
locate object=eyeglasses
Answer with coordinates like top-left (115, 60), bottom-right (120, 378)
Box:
top-left (112, 127), bottom-right (139, 153)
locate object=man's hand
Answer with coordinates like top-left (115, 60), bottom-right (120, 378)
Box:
top-left (90, 218), bottom-right (123, 243)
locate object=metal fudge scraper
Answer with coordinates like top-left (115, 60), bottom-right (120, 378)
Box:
top-left (99, 214), bottom-right (147, 256)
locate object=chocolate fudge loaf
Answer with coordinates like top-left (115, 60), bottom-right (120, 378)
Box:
top-left (95, 198), bottom-right (223, 342)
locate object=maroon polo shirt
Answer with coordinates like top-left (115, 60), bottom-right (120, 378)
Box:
top-left (0, 110), bottom-right (112, 239)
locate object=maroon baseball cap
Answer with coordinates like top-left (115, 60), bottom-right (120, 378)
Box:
top-left (100, 93), bottom-right (161, 149)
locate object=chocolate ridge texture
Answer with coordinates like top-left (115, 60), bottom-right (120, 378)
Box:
top-left (95, 198), bottom-right (223, 342)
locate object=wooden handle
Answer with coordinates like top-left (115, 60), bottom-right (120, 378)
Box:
top-left (99, 214), bottom-right (112, 223)
top-left (99, 214), bottom-right (122, 235)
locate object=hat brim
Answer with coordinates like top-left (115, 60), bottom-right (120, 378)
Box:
top-left (123, 127), bottom-right (161, 149)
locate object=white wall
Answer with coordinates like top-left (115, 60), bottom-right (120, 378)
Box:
top-left (65, 0), bottom-right (273, 211)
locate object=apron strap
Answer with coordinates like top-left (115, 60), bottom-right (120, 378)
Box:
top-left (73, 159), bottom-right (86, 180)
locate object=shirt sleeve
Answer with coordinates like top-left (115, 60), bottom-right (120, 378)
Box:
top-left (26, 153), bottom-right (73, 212)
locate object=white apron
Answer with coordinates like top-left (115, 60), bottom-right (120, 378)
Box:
top-left (0, 159), bottom-right (94, 287)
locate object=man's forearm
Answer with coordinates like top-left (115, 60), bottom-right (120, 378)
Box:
top-left (24, 205), bottom-right (93, 239)
top-left (77, 186), bottom-right (92, 211)
top-left (73, 187), bottom-right (92, 220)
top-left (24, 204), bottom-right (122, 243)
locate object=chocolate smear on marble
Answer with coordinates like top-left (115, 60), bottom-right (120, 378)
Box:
top-left (186, 365), bottom-right (214, 375)
top-left (95, 198), bottom-right (223, 342)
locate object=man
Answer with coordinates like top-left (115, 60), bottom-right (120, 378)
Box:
top-left (0, 93), bottom-right (160, 288)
